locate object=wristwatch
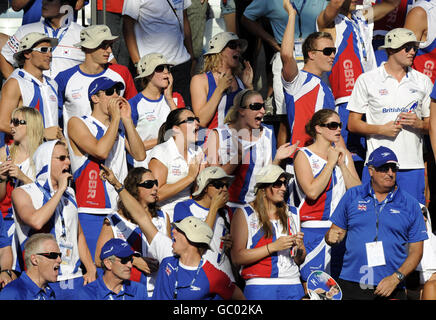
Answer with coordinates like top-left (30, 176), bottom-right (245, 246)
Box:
top-left (1, 269), bottom-right (13, 277)
top-left (394, 271), bottom-right (405, 282)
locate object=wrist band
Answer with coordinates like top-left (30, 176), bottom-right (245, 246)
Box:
top-left (115, 185), bottom-right (125, 193)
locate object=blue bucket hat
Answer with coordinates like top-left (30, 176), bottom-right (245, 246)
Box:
top-left (366, 146), bottom-right (399, 168)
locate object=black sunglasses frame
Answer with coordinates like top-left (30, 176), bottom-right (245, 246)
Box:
top-left (240, 102), bottom-right (265, 111)
top-left (374, 163), bottom-right (399, 173)
top-left (319, 121), bottom-right (342, 130)
top-left (10, 118), bottom-right (27, 126)
top-left (312, 47), bottom-right (337, 56)
top-left (36, 252), bottom-right (62, 260)
top-left (177, 116), bottom-right (200, 126)
top-left (137, 179), bottom-right (159, 189)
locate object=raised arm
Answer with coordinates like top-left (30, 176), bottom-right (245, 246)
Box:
top-left (317, 0), bottom-right (344, 31)
top-left (281, 0), bottom-right (299, 83)
top-left (122, 15), bottom-right (141, 67)
top-left (364, 0), bottom-right (401, 23)
top-left (119, 97), bottom-right (146, 161)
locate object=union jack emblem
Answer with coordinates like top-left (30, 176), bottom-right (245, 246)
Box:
top-left (358, 204), bottom-right (367, 211)
top-left (165, 265), bottom-right (172, 276)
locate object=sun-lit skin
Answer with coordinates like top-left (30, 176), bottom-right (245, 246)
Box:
top-left (31, 239), bottom-right (62, 285)
top-left (316, 114), bottom-right (342, 144)
top-left (264, 177), bottom-right (287, 204)
top-left (238, 93), bottom-right (265, 131)
top-left (9, 112), bottom-right (27, 143)
top-left (137, 171), bottom-right (159, 206)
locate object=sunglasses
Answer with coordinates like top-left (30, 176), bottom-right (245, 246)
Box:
top-left (103, 86), bottom-right (121, 96)
top-left (240, 102), bottom-right (265, 111)
top-left (312, 47), bottom-right (337, 56)
top-left (401, 43), bottom-right (419, 53)
top-left (98, 41), bottom-right (113, 50)
top-left (53, 155), bottom-right (70, 162)
top-left (32, 46), bottom-right (54, 54)
top-left (226, 40), bottom-right (241, 50)
top-left (272, 179), bottom-right (287, 189)
top-left (319, 121), bottom-right (342, 130)
top-left (154, 65), bottom-right (171, 73)
top-left (208, 180), bottom-right (229, 189)
top-left (10, 118), bottom-right (26, 126)
top-left (177, 116), bottom-right (200, 126)
top-left (137, 179), bottom-right (159, 189)
top-left (374, 163), bottom-right (399, 173)
top-left (37, 252), bottom-right (62, 259)
top-left (115, 256), bottom-right (134, 264)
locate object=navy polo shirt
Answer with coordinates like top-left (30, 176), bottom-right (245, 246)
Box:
top-left (0, 272), bottom-right (56, 300)
top-left (76, 277), bottom-right (148, 300)
top-left (330, 182), bottom-right (428, 286)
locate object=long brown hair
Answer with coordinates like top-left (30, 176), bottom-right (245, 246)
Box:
top-left (252, 183), bottom-right (289, 239)
top-left (117, 167), bottom-right (160, 220)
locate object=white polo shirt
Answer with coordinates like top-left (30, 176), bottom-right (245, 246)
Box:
top-left (347, 63), bottom-right (432, 169)
top-left (122, 0), bottom-right (191, 66)
top-left (145, 137), bottom-right (203, 222)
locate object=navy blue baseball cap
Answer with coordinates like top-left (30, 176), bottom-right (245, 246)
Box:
top-left (366, 146), bottom-right (399, 168)
top-left (88, 77), bottom-right (124, 100)
top-left (100, 238), bottom-right (140, 260)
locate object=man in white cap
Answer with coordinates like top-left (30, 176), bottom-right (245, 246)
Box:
top-left (55, 24), bottom-right (137, 132)
top-left (122, 0), bottom-right (195, 106)
top-left (98, 164), bottom-right (246, 300)
top-left (347, 27), bottom-right (433, 205)
top-left (0, 0), bottom-right (86, 80)
top-left (67, 77), bottom-right (145, 261)
top-left (0, 32), bottom-right (63, 141)
top-left (173, 166), bottom-right (235, 280)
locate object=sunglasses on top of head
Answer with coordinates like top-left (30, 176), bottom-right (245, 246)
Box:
top-left (319, 121), bottom-right (342, 130)
top-left (137, 179), bottom-right (159, 189)
top-left (312, 47), bottom-right (337, 56)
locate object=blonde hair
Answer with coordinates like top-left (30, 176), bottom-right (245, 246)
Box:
top-left (10, 107), bottom-right (44, 172)
top-left (202, 52), bottom-right (243, 75)
top-left (24, 233), bottom-right (56, 268)
top-left (224, 89), bottom-right (261, 124)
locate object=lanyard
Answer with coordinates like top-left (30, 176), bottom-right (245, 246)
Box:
top-left (293, 0), bottom-right (308, 39)
top-left (370, 187), bottom-right (396, 242)
top-left (348, 13), bottom-right (368, 61)
top-left (173, 258), bottom-right (203, 300)
top-left (43, 20), bottom-right (69, 51)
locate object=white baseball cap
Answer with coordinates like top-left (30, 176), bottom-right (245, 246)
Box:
top-left (13, 32), bottom-right (58, 64)
top-left (135, 53), bottom-right (175, 79)
top-left (74, 25), bottom-right (118, 49)
top-left (379, 28), bottom-right (420, 50)
top-left (192, 166), bottom-right (233, 197)
top-left (204, 32), bottom-right (248, 55)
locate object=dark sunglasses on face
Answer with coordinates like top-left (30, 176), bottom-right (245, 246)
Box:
top-left (53, 155), bottom-right (70, 161)
top-left (177, 116), bottom-right (200, 125)
top-left (116, 256), bottom-right (134, 264)
top-left (209, 180), bottom-right (229, 189)
top-left (272, 179), bottom-right (287, 189)
top-left (10, 118), bottom-right (26, 126)
top-left (103, 86), bottom-right (121, 96)
top-left (154, 64), bottom-right (171, 73)
top-left (137, 179), bottom-right (159, 189)
top-left (226, 40), bottom-right (241, 50)
top-left (374, 163), bottom-right (399, 173)
top-left (240, 102), bottom-right (265, 111)
top-left (37, 252), bottom-right (62, 259)
top-left (401, 43), bottom-right (419, 53)
top-left (312, 47), bottom-right (337, 56)
top-left (98, 41), bottom-right (112, 50)
top-left (319, 121), bottom-right (342, 130)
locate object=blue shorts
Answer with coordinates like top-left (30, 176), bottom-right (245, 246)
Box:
top-left (78, 213), bottom-right (107, 261)
top-left (244, 283), bottom-right (304, 300)
top-left (362, 166), bottom-right (425, 205)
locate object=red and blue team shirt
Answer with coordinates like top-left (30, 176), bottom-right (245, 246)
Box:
top-left (283, 71), bottom-right (336, 149)
top-left (204, 71), bottom-right (244, 130)
top-left (239, 205), bottom-right (301, 283)
top-left (412, 0), bottom-right (436, 84)
top-left (151, 256), bottom-right (236, 300)
top-left (294, 147), bottom-right (346, 223)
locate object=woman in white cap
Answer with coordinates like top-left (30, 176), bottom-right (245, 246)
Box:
top-left (230, 164), bottom-right (306, 300)
top-left (205, 89), bottom-right (298, 207)
top-left (145, 108), bottom-right (204, 222)
top-left (293, 109), bottom-right (360, 283)
top-left (190, 32), bottom-right (253, 131)
top-left (95, 165), bottom-right (170, 298)
top-left (173, 166), bottom-right (236, 281)
top-left (99, 164), bottom-right (245, 300)
top-left (0, 107), bottom-right (45, 281)
top-left (130, 53), bottom-right (179, 167)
